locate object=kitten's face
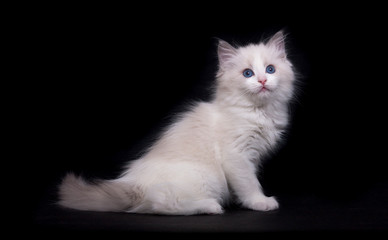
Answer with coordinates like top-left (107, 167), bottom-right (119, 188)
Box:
top-left (217, 31), bottom-right (295, 106)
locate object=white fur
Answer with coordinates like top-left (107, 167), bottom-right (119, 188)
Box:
top-left (58, 31), bottom-right (296, 215)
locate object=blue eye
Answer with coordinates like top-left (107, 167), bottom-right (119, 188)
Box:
top-left (266, 65), bottom-right (276, 74)
top-left (243, 69), bottom-right (254, 78)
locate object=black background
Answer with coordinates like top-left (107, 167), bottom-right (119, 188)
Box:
top-left (19, 3), bottom-right (388, 234)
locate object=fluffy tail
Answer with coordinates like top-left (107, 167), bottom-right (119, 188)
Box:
top-left (58, 173), bottom-right (142, 212)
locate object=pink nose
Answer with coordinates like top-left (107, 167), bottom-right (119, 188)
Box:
top-left (258, 78), bottom-right (267, 85)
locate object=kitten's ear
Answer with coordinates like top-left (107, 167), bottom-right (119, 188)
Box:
top-left (267, 31), bottom-right (287, 59)
top-left (217, 39), bottom-right (238, 68)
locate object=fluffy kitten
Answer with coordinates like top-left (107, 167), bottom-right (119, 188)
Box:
top-left (59, 31), bottom-right (296, 215)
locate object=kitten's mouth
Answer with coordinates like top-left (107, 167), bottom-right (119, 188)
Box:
top-left (251, 86), bottom-right (271, 95)
top-left (259, 87), bottom-right (270, 93)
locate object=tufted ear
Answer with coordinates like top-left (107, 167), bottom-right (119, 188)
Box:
top-left (267, 31), bottom-right (287, 59)
top-left (217, 39), bottom-right (238, 68)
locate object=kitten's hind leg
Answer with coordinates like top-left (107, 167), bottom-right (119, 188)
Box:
top-left (130, 197), bottom-right (224, 215)
top-left (179, 198), bottom-right (224, 215)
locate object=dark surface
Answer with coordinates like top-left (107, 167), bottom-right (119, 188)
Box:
top-left (34, 181), bottom-right (388, 235)
top-left (22, 4), bottom-right (388, 236)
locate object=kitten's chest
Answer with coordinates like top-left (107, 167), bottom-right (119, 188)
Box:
top-left (228, 110), bottom-right (287, 157)
top-left (248, 113), bottom-right (282, 144)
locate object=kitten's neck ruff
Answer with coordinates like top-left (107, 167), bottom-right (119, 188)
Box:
top-left (213, 86), bottom-right (288, 114)
top-left (213, 86), bottom-right (290, 133)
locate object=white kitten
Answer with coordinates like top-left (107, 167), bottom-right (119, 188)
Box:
top-left (58, 31), bottom-right (296, 215)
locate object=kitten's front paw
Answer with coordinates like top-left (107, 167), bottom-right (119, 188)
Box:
top-left (244, 196), bottom-right (279, 211)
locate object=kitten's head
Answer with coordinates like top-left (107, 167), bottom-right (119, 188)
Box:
top-left (216, 31), bottom-right (295, 107)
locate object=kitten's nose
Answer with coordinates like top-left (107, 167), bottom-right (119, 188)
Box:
top-left (258, 78), bottom-right (267, 85)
